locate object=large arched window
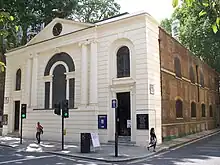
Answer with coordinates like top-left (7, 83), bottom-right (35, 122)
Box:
top-left (174, 57), bottom-right (181, 78)
top-left (15, 69), bottom-right (21, 91)
top-left (190, 66), bottom-right (195, 83)
top-left (117, 46), bottom-right (130, 78)
top-left (52, 64), bottom-right (66, 106)
top-left (191, 102), bottom-right (196, 118)
top-left (201, 104), bottom-right (206, 117)
top-left (209, 105), bottom-right (213, 117)
top-left (176, 99), bottom-right (183, 118)
top-left (44, 52), bottom-right (75, 109)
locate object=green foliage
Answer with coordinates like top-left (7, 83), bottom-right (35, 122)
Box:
top-left (160, 18), bottom-right (172, 35)
top-left (0, 10), bottom-right (18, 72)
top-left (172, 0), bottom-right (220, 33)
top-left (3, 0), bottom-right (121, 45)
top-left (162, 2), bottom-right (220, 72)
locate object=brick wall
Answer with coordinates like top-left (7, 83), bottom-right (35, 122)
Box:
top-left (159, 27), bottom-right (220, 141)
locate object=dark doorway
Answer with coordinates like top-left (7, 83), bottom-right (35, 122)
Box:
top-left (14, 101), bottom-right (20, 131)
top-left (116, 92), bottom-right (131, 136)
top-left (52, 64), bottom-right (66, 106)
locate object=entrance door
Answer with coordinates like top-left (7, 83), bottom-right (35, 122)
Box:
top-left (116, 92), bottom-right (131, 136)
top-left (14, 101), bottom-right (20, 131)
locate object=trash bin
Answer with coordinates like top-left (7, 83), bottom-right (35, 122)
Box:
top-left (80, 133), bottom-right (91, 153)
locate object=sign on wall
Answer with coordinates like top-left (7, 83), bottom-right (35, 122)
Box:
top-left (137, 114), bottom-right (149, 130)
top-left (149, 84), bottom-right (155, 95)
top-left (98, 115), bottom-right (107, 129)
top-left (111, 99), bottom-right (118, 108)
top-left (4, 97), bottom-right (9, 104)
top-left (2, 114), bottom-right (8, 125)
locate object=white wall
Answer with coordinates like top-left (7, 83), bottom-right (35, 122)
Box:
top-left (3, 13), bottom-right (162, 146)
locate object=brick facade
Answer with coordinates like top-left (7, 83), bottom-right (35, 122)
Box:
top-left (159, 27), bottom-right (220, 141)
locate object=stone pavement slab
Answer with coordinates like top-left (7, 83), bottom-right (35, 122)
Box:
top-left (0, 128), bottom-right (220, 162)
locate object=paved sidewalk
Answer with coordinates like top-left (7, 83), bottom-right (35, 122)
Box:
top-left (0, 128), bottom-right (220, 162)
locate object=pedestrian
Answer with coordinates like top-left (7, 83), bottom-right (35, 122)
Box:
top-left (36, 122), bottom-right (43, 144)
top-left (147, 127), bottom-right (157, 152)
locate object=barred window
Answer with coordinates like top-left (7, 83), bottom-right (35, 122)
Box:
top-left (176, 99), bottom-right (183, 118)
top-left (15, 69), bottom-right (21, 91)
top-left (209, 105), bottom-right (213, 117)
top-left (117, 46), bottom-right (130, 78)
top-left (201, 104), bottom-right (206, 117)
top-left (200, 71), bottom-right (204, 87)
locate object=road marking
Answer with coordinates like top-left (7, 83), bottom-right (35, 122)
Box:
top-left (170, 131), bottom-right (220, 151)
top-left (56, 155), bottom-right (76, 162)
top-left (0, 155), bottom-right (56, 164)
top-left (127, 131), bottom-right (220, 164)
top-left (56, 155), bottom-right (113, 165)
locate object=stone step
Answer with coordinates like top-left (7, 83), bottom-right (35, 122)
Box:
top-left (7, 132), bottom-right (20, 138)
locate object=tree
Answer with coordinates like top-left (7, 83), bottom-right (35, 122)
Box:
top-left (172, 0), bottom-right (220, 33)
top-left (4, 0), bottom-right (121, 46)
top-left (160, 18), bottom-right (172, 35)
top-left (162, 2), bottom-right (220, 72)
top-left (0, 9), bottom-right (17, 72)
top-left (72, 0), bottom-right (120, 23)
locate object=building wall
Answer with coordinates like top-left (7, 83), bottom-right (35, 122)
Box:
top-left (2, 13), bottom-right (162, 146)
top-left (159, 27), bottom-right (220, 141)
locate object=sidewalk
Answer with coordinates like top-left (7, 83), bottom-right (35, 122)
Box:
top-left (0, 128), bottom-right (220, 162)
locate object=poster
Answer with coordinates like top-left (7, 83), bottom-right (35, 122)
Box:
top-left (90, 133), bottom-right (100, 148)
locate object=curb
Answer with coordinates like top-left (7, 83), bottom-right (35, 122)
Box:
top-left (46, 130), bottom-right (220, 163)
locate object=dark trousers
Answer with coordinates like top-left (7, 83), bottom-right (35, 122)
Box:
top-left (36, 132), bottom-right (41, 144)
top-left (149, 143), bottom-right (156, 149)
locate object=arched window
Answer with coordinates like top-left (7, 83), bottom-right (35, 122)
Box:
top-left (174, 57), bottom-right (181, 78)
top-left (52, 64), bottom-right (66, 106)
top-left (191, 102), bottom-right (196, 118)
top-left (190, 66), bottom-right (195, 83)
top-left (201, 104), bottom-right (206, 117)
top-left (200, 71), bottom-right (204, 87)
top-left (117, 46), bottom-right (130, 78)
top-left (209, 105), bottom-right (213, 117)
top-left (15, 69), bottom-right (21, 91)
top-left (176, 99), bottom-right (183, 118)
top-left (44, 52), bottom-right (75, 109)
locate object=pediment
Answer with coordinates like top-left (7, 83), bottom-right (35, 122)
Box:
top-left (26, 18), bottom-right (94, 46)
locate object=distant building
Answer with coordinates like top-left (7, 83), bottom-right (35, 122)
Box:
top-left (2, 11), bottom-right (219, 146)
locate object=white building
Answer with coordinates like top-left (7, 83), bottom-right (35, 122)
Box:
top-left (2, 11), bottom-right (162, 146)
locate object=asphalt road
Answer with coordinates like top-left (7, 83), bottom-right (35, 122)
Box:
top-left (128, 132), bottom-right (220, 165)
top-left (0, 146), bottom-right (117, 165)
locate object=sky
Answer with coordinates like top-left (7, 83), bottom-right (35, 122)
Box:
top-left (116, 0), bottom-right (174, 22)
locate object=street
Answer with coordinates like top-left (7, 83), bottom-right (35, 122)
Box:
top-left (0, 146), bottom-right (116, 165)
top-left (128, 132), bottom-right (220, 165)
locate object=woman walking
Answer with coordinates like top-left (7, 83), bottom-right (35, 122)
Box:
top-left (147, 128), bottom-right (157, 152)
top-left (36, 122), bottom-right (43, 144)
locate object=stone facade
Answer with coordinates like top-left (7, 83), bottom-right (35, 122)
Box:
top-left (2, 12), bottom-right (162, 146)
top-left (159, 27), bottom-right (220, 141)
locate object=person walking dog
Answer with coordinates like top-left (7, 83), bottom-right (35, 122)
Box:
top-left (147, 127), bottom-right (157, 152)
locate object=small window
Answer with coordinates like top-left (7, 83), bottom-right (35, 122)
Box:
top-left (15, 69), bottom-right (21, 91)
top-left (117, 46), bottom-right (130, 78)
top-left (201, 104), bottom-right (206, 117)
top-left (190, 66), bottom-right (195, 83)
top-left (176, 99), bottom-right (183, 118)
top-left (209, 105), bottom-right (213, 117)
top-left (174, 57), bottom-right (181, 78)
top-left (191, 102), bottom-right (196, 118)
